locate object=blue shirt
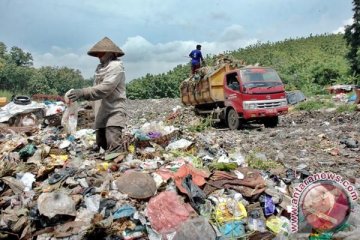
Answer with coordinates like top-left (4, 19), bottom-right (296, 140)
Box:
top-left (189, 49), bottom-right (203, 65)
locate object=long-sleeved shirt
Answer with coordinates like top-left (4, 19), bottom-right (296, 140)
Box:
top-left (82, 59), bottom-right (127, 129)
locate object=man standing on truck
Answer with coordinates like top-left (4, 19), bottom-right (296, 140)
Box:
top-left (67, 37), bottom-right (127, 153)
top-left (189, 44), bottom-right (205, 75)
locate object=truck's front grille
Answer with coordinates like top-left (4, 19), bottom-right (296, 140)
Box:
top-left (256, 101), bottom-right (282, 109)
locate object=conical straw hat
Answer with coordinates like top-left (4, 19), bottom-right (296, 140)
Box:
top-left (87, 37), bottom-right (125, 57)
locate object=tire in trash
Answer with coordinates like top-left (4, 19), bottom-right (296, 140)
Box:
top-left (13, 96), bottom-right (31, 105)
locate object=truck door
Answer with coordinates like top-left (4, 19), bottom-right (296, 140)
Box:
top-left (224, 72), bottom-right (243, 112)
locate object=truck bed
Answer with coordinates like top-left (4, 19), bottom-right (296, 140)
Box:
top-left (180, 64), bottom-right (236, 106)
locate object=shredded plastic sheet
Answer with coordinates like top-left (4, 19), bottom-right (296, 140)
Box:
top-left (0, 101), bottom-right (46, 123)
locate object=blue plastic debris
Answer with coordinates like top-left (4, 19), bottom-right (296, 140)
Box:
top-left (219, 221), bottom-right (245, 239)
top-left (264, 195), bottom-right (276, 216)
top-left (113, 204), bottom-right (136, 219)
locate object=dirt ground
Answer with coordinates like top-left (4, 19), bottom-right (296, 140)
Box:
top-left (126, 98), bottom-right (360, 179)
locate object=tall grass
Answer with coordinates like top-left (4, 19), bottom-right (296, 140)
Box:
top-left (0, 90), bottom-right (13, 101)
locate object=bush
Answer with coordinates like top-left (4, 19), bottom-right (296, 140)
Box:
top-left (295, 99), bottom-right (335, 111)
top-left (336, 104), bottom-right (357, 113)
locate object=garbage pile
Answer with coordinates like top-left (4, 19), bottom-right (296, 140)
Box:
top-left (1, 97), bottom-right (360, 240)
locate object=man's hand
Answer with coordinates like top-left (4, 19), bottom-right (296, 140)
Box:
top-left (67, 89), bottom-right (83, 101)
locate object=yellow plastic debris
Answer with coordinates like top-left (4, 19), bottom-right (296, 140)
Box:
top-left (215, 201), bottom-right (247, 224)
top-left (49, 154), bottom-right (69, 165)
top-left (128, 144), bottom-right (135, 153)
top-left (266, 216), bottom-right (290, 234)
top-left (97, 162), bottom-right (109, 171)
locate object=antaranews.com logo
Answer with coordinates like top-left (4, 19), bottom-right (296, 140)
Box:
top-left (291, 172), bottom-right (358, 234)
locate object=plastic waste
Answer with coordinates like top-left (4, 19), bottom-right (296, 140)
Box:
top-left (219, 221), bottom-right (245, 239)
top-left (18, 144), bottom-right (36, 159)
top-left (248, 217), bottom-right (266, 232)
top-left (97, 162), bottom-right (110, 171)
top-left (113, 204), bottom-right (136, 219)
top-left (59, 139), bottom-right (72, 149)
top-left (215, 200), bottom-right (247, 224)
top-left (286, 90), bottom-right (306, 105)
top-left (61, 91), bottom-right (79, 135)
top-left (148, 131), bottom-right (162, 139)
top-left (266, 216), bottom-right (291, 235)
top-left (84, 194), bottom-right (101, 213)
top-left (16, 113), bottom-right (38, 126)
top-left (165, 139), bottom-right (193, 151)
top-left (99, 198), bottom-right (117, 217)
top-left (18, 172), bottom-right (36, 191)
top-left (261, 194), bottom-right (276, 216)
top-left (0, 100), bottom-right (45, 123)
top-left (134, 130), bottom-right (151, 141)
top-left (181, 174), bottom-right (206, 211)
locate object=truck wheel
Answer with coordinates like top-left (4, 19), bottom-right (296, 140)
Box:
top-left (264, 116), bottom-right (279, 128)
top-left (227, 109), bottom-right (240, 130)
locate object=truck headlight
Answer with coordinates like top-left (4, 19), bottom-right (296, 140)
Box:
top-left (243, 102), bottom-right (257, 110)
top-left (280, 100), bottom-right (288, 106)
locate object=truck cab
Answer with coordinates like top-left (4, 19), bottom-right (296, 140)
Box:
top-left (180, 63), bottom-right (288, 130)
top-left (223, 67), bottom-right (288, 129)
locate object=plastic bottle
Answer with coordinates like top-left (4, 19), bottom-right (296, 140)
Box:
top-left (248, 217), bottom-right (266, 232)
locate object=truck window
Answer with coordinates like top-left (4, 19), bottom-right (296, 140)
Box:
top-left (241, 68), bottom-right (281, 82)
top-left (226, 73), bottom-right (240, 91)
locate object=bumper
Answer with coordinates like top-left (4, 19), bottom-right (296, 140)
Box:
top-left (243, 106), bottom-right (288, 119)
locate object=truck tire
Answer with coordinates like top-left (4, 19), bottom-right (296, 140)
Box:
top-left (263, 116), bottom-right (279, 128)
top-left (227, 108), bottom-right (240, 130)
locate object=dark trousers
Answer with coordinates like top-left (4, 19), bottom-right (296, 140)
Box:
top-left (96, 126), bottom-right (123, 152)
top-left (191, 63), bottom-right (201, 74)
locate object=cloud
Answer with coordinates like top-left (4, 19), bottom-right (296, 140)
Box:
top-left (208, 11), bottom-right (230, 22)
top-left (32, 24), bottom-right (257, 82)
top-left (332, 18), bottom-right (353, 33)
top-left (219, 25), bottom-right (245, 42)
top-left (32, 49), bottom-right (98, 80)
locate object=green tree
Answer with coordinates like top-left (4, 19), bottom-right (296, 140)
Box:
top-left (0, 64), bottom-right (35, 93)
top-left (0, 42), bottom-right (6, 59)
top-left (344, 0), bottom-right (360, 82)
top-left (28, 71), bottom-right (56, 95)
top-left (36, 66), bottom-right (86, 95)
top-left (9, 46), bottom-right (33, 66)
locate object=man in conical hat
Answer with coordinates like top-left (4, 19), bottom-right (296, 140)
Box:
top-left (67, 37), bottom-right (127, 152)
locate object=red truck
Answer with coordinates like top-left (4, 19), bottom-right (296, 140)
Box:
top-left (180, 63), bottom-right (288, 129)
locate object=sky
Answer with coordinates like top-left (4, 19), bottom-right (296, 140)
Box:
top-left (0, 0), bottom-right (354, 82)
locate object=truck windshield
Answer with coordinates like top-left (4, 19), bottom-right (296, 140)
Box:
top-left (240, 68), bottom-right (282, 86)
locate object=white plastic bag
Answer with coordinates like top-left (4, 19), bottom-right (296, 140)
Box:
top-left (61, 90), bottom-right (79, 135)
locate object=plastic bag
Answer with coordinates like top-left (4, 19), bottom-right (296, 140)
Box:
top-left (61, 91), bottom-right (79, 135)
top-left (182, 174), bottom-right (206, 211)
top-left (215, 199), bottom-right (247, 224)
